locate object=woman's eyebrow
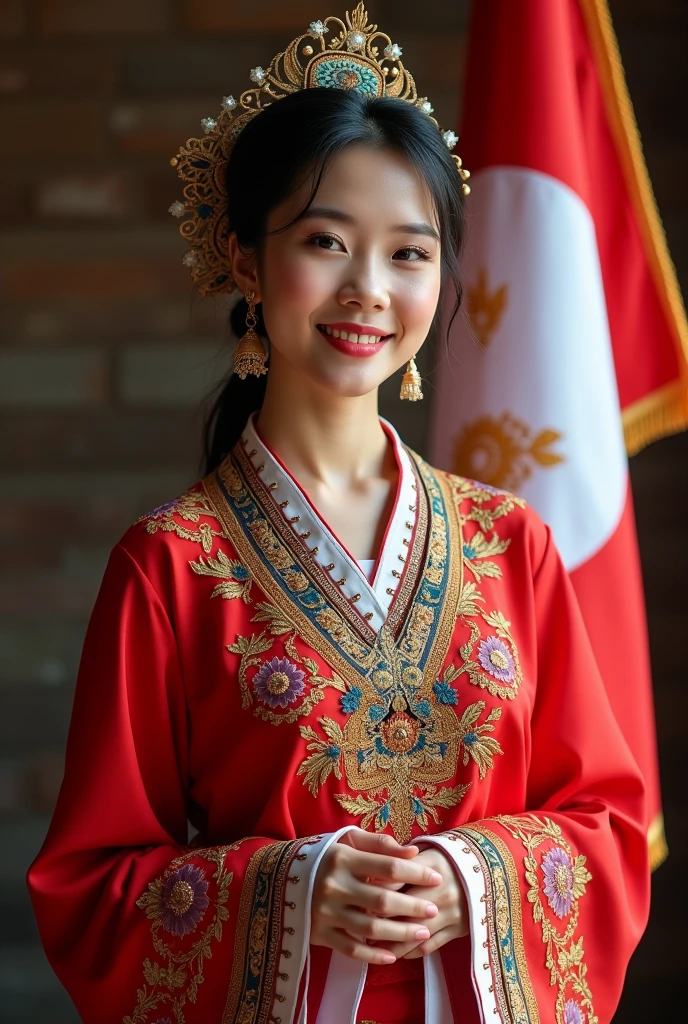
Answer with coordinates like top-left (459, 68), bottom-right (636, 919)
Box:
top-left (299, 206), bottom-right (440, 241)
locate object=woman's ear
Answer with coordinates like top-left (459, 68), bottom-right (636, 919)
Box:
top-left (228, 233), bottom-right (260, 300)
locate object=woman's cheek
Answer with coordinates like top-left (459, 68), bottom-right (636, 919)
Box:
top-left (394, 274), bottom-right (440, 338)
top-left (269, 246), bottom-right (327, 293)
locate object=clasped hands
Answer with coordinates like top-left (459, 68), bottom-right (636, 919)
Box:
top-left (311, 828), bottom-right (467, 965)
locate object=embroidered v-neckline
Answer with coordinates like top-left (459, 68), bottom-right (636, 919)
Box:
top-left (236, 414), bottom-right (426, 636)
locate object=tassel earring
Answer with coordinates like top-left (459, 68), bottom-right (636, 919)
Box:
top-left (234, 291), bottom-right (268, 379)
top-left (400, 356), bottom-right (423, 401)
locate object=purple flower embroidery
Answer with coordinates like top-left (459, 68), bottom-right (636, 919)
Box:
top-left (253, 657), bottom-right (306, 708)
top-left (160, 864), bottom-right (209, 937)
top-left (148, 498), bottom-right (180, 519)
top-left (541, 846), bottom-right (575, 919)
top-left (477, 636), bottom-right (515, 683)
top-left (564, 999), bottom-right (584, 1024)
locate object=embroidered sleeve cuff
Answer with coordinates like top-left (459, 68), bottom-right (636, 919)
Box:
top-left (417, 834), bottom-right (499, 1021)
top-left (273, 826), bottom-right (361, 1024)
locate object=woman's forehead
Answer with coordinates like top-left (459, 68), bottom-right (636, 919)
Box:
top-left (272, 145), bottom-right (439, 232)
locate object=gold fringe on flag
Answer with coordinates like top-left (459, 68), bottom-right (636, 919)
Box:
top-left (648, 812), bottom-right (669, 873)
top-left (579, 0), bottom-right (688, 456)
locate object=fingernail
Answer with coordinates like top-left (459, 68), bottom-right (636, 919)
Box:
top-left (380, 953), bottom-right (396, 964)
top-left (425, 903), bottom-right (438, 917)
top-left (415, 927), bottom-right (430, 940)
top-left (429, 870), bottom-right (442, 884)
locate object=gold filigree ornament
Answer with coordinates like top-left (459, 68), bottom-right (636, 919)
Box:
top-left (168, 3), bottom-right (471, 297)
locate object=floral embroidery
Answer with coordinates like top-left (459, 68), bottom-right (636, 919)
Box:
top-left (299, 629), bottom-right (470, 843)
top-left (227, 606), bottom-right (346, 725)
top-left (457, 701), bottom-right (503, 778)
top-left (458, 612), bottom-right (522, 700)
top-left (125, 847), bottom-right (234, 1024)
top-left (189, 549), bottom-right (253, 602)
top-left (433, 678), bottom-right (458, 705)
top-left (138, 863), bottom-right (210, 938)
top-left (252, 656), bottom-right (305, 708)
top-left (564, 1000), bottom-right (585, 1024)
top-left (542, 847), bottom-right (578, 919)
top-left (478, 635), bottom-right (515, 684)
top-left (462, 529), bottom-right (510, 582)
top-left (138, 487), bottom-right (226, 554)
top-left (496, 815), bottom-right (597, 1024)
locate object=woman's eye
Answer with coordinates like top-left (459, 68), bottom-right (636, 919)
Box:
top-left (395, 246), bottom-right (430, 262)
top-left (311, 234), bottom-right (344, 251)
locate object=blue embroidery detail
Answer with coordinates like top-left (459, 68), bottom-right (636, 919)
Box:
top-left (433, 680), bottom-right (458, 705)
top-left (379, 804), bottom-right (391, 825)
top-left (463, 731), bottom-right (478, 746)
top-left (326, 744), bottom-right (341, 759)
top-left (463, 543), bottom-right (476, 559)
top-left (412, 797), bottom-right (423, 815)
top-left (375, 736), bottom-right (393, 757)
top-left (458, 830), bottom-right (533, 1020)
top-left (340, 687), bottom-right (362, 714)
top-left (414, 699), bottom-right (431, 718)
top-left (368, 705), bottom-right (386, 723)
top-left (218, 453), bottom-right (451, 678)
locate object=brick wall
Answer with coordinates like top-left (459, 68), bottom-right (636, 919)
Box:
top-left (0, 1), bottom-right (685, 1020)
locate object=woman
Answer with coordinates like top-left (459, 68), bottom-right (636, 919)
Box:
top-left (27, 7), bottom-right (649, 1024)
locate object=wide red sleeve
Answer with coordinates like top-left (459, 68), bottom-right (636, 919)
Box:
top-left (424, 519), bottom-right (650, 1024)
top-left (26, 541), bottom-right (336, 1024)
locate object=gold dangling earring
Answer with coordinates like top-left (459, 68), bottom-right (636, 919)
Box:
top-left (234, 291), bottom-right (268, 379)
top-left (400, 356), bottom-right (423, 401)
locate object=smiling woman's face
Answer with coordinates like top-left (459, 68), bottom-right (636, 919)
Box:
top-left (231, 144), bottom-right (443, 398)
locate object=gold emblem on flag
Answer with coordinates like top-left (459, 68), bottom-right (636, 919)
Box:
top-left (453, 413), bottom-right (564, 491)
top-left (467, 267), bottom-right (508, 347)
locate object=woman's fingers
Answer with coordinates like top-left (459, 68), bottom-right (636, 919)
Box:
top-left (402, 924), bottom-right (462, 958)
top-left (334, 846), bottom-right (442, 889)
top-left (348, 878), bottom-right (438, 921)
top-left (325, 929), bottom-right (398, 965)
top-left (342, 828), bottom-right (420, 859)
top-left (340, 909), bottom-right (432, 945)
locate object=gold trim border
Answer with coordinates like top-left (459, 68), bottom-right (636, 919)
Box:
top-left (578, 0), bottom-right (688, 455)
top-left (648, 811), bottom-right (668, 873)
top-left (461, 825), bottom-right (540, 1023)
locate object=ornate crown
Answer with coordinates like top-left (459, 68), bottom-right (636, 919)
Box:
top-left (169, 3), bottom-right (470, 297)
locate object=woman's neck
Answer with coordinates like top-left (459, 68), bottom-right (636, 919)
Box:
top-left (255, 363), bottom-right (391, 491)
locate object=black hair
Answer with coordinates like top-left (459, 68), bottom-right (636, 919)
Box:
top-left (203, 86), bottom-right (466, 473)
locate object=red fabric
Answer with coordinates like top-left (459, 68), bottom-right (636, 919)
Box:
top-left (569, 481), bottom-right (660, 823)
top-left (27, 470), bottom-right (649, 1022)
top-left (461, 0), bottom-right (679, 408)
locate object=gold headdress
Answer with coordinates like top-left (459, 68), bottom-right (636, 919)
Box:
top-left (169, 3), bottom-right (470, 298)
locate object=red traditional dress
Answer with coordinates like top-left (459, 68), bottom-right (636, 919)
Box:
top-left (27, 415), bottom-right (649, 1024)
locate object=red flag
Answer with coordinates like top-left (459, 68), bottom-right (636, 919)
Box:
top-left (430, 0), bottom-right (688, 869)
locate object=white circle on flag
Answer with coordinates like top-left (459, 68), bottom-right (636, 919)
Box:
top-left (430, 166), bottom-right (627, 571)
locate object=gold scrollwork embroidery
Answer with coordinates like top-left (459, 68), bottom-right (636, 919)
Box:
top-left (138, 488), bottom-right (226, 553)
top-left (496, 815), bottom-right (596, 1024)
top-left (227, 605), bottom-right (347, 725)
top-left (189, 548), bottom-right (254, 602)
top-left (124, 846), bottom-right (235, 1024)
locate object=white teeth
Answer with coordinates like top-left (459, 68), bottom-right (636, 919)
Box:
top-left (320, 325), bottom-right (386, 344)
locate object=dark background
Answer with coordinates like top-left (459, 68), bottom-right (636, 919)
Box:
top-left (0, 0), bottom-right (685, 1020)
